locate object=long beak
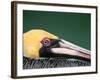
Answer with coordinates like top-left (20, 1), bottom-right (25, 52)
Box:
top-left (51, 39), bottom-right (91, 60)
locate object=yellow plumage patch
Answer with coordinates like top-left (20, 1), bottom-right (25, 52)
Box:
top-left (24, 29), bottom-right (58, 58)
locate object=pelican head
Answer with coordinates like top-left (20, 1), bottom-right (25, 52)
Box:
top-left (24, 29), bottom-right (90, 60)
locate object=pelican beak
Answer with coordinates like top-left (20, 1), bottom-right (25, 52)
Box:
top-left (50, 39), bottom-right (91, 60)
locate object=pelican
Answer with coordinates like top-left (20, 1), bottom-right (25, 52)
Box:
top-left (24, 29), bottom-right (90, 61)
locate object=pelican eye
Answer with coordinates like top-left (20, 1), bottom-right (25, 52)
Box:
top-left (41, 38), bottom-right (51, 47)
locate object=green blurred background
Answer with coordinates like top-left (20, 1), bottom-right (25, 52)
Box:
top-left (23, 10), bottom-right (91, 50)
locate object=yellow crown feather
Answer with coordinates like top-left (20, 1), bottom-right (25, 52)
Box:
top-left (24, 29), bottom-right (58, 58)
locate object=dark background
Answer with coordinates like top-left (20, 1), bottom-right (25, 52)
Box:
top-left (23, 10), bottom-right (91, 50)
